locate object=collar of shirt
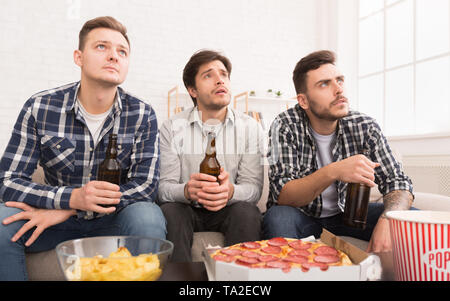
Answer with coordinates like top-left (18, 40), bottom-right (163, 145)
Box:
top-left (296, 104), bottom-right (343, 155)
top-left (187, 106), bottom-right (235, 131)
top-left (67, 82), bottom-right (123, 114)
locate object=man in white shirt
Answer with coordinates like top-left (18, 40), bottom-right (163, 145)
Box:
top-left (158, 50), bottom-right (264, 262)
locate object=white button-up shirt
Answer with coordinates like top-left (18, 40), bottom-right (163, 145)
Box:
top-left (157, 106), bottom-right (265, 206)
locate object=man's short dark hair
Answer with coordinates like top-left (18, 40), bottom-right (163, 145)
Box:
top-left (182, 50), bottom-right (232, 106)
top-left (79, 16), bottom-right (130, 51)
top-left (292, 50), bottom-right (336, 95)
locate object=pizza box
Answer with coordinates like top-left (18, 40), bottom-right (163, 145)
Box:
top-left (202, 229), bottom-right (382, 281)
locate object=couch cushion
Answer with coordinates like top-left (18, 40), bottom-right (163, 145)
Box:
top-left (26, 250), bottom-right (65, 281)
top-left (191, 232), bottom-right (225, 262)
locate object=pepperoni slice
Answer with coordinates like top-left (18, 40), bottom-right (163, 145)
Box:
top-left (241, 251), bottom-right (260, 258)
top-left (282, 267), bottom-right (292, 273)
top-left (283, 255), bottom-right (308, 264)
top-left (314, 246), bottom-right (338, 256)
top-left (236, 257), bottom-right (259, 266)
top-left (220, 248), bottom-right (242, 256)
top-left (266, 260), bottom-right (291, 269)
top-left (261, 246), bottom-right (282, 254)
top-left (213, 254), bottom-right (235, 263)
top-left (289, 249), bottom-right (310, 257)
top-left (267, 237), bottom-right (288, 246)
top-left (301, 262), bottom-right (329, 272)
top-left (241, 242), bottom-right (261, 249)
top-left (258, 255), bottom-right (278, 262)
top-left (314, 255), bottom-right (340, 264)
top-left (288, 240), bottom-right (312, 250)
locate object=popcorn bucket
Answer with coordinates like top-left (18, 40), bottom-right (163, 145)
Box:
top-left (387, 211), bottom-right (450, 281)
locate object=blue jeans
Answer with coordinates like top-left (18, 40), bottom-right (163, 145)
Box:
top-left (262, 203), bottom-right (386, 241)
top-left (0, 202), bottom-right (166, 280)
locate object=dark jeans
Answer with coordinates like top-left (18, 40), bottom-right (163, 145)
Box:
top-left (262, 202), bottom-right (385, 241)
top-left (161, 202), bottom-right (261, 262)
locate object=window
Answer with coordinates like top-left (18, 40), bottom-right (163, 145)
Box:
top-left (357, 0), bottom-right (450, 136)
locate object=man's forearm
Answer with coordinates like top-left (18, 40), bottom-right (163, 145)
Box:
top-left (277, 164), bottom-right (336, 207)
top-left (0, 176), bottom-right (74, 210)
top-left (381, 190), bottom-right (414, 217)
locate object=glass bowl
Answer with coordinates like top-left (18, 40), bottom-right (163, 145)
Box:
top-left (55, 236), bottom-right (173, 281)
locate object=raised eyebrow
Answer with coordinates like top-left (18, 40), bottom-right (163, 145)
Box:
top-left (315, 76), bottom-right (345, 86)
top-left (315, 79), bottom-right (331, 86)
top-left (117, 44), bottom-right (130, 52)
top-left (94, 40), bottom-right (110, 45)
top-left (200, 68), bottom-right (213, 76)
top-left (201, 68), bottom-right (229, 76)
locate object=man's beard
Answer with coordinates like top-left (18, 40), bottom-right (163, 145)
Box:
top-left (202, 102), bottom-right (228, 111)
top-left (306, 93), bottom-right (349, 122)
top-left (199, 95), bottom-right (231, 111)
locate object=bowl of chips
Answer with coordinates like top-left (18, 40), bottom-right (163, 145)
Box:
top-left (56, 236), bottom-right (173, 281)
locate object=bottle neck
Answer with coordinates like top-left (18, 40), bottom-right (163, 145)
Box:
top-left (205, 134), bottom-right (217, 156)
top-left (106, 135), bottom-right (118, 159)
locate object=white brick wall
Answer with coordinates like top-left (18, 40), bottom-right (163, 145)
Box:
top-left (0, 0), bottom-right (324, 153)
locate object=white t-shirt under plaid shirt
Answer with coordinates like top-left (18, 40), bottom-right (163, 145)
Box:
top-left (0, 82), bottom-right (160, 220)
top-left (267, 104), bottom-right (413, 218)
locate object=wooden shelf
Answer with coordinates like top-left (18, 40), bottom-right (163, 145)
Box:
top-left (167, 86), bottom-right (192, 118)
top-left (233, 91), bottom-right (297, 112)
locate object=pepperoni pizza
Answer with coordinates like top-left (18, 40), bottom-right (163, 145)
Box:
top-left (211, 237), bottom-right (352, 272)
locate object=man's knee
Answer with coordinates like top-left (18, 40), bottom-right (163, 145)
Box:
top-left (226, 202), bottom-right (261, 222)
top-left (116, 202), bottom-right (167, 239)
top-left (263, 205), bottom-right (300, 226)
top-left (160, 202), bottom-right (195, 227)
top-left (262, 205), bottom-right (317, 239)
top-left (225, 202), bottom-right (261, 233)
top-left (161, 202), bottom-right (190, 219)
top-left (0, 205), bottom-right (26, 247)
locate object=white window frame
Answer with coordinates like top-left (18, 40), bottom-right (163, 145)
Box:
top-left (357, 0), bottom-right (450, 138)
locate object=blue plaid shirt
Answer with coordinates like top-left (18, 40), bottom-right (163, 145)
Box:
top-left (0, 82), bottom-right (160, 219)
top-left (267, 104), bottom-right (413, 217)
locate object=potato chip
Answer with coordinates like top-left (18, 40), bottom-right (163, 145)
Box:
top-left (66, 247), bottom-right (162, 281)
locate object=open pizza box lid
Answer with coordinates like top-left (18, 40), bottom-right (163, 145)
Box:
top-left (202, 229), bottom-right (382, 281)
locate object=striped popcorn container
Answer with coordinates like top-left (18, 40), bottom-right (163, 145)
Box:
top-left (387, 211), bottom-right (450, 281)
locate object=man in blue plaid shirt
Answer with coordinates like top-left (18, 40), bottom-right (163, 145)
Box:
top-left (0, 16), bottom-right (166, 280)
top-left (263, 50), bottom-right (414, 253)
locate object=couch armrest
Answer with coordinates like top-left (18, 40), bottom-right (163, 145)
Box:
top-left (411, 192), bottom-right (450, 211)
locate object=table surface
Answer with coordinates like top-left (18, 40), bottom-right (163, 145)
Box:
top-left (158, 251), bottom-right (395, 281)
